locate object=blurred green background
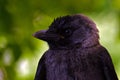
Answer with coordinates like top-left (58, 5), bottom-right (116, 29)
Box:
top-left (0, 0), bottom-right (120, 80)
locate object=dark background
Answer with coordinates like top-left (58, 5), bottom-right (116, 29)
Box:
top-left (0, 0), bottom-right (120, 80)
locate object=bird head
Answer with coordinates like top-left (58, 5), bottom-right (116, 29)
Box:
top-left (34, 14), bottom-right (99, 49)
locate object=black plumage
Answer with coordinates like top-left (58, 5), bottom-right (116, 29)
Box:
top-left (34, 14), bottom-right (118, 80)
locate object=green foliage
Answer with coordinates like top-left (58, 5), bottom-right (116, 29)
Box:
top-left (0, 0), bottom-right (120, 80)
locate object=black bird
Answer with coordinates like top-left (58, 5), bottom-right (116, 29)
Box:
top-left (34, 14), bottom-right (118, 80)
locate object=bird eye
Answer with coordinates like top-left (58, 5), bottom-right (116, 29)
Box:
top-left (65, 29), bottom-right (71, 34)
top-left (63, 28), bottom-right (72, 37)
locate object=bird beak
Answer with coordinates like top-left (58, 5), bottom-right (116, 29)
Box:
top-left (33, 30), bottom-right (60, 41)
top-left (33, 30), bottom-right (48, 40)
